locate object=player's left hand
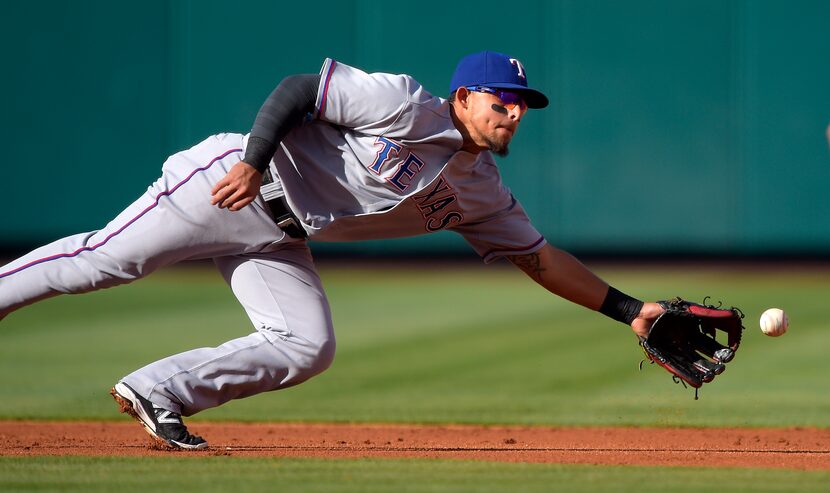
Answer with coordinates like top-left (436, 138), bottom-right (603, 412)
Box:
top-left (629, 302), bottom-right (665, 338)
top-left (211, 161), bottom-right (262, 211)
top-left (638, 297), bottom-right (745, 393)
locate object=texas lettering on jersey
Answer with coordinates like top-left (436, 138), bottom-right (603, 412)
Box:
top-left (368, 136), bottom-right (463, 232)
top-left (412, 175), bottom-right (463, 232)
top-left (369, 136), bottom-right (427, 192)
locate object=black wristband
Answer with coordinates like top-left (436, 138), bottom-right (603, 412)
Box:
top-left (599, 286), bottom-right (644, 325)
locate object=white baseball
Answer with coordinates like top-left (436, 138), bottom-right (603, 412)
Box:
top-left (760, 308), bottom-right (788, 337)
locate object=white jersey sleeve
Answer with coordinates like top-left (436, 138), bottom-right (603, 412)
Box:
top-left (450, 190), bottom-right (547, 264)
top-left (313, 58), bottom-right (451, 143)
top-left (315, 58), bottom-right (410, 134)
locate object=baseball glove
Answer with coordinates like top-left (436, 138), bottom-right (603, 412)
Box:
top-left (640, 297), bottom-right (745, 398)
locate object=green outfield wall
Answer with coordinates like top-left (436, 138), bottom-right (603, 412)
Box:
top-left (3, 0), bottom-right (829, 256)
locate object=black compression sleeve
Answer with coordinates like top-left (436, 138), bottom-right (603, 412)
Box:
top-left (599, 286), bottom-right (644, 325)
top-left (244, 73), bottom-right (321, 172)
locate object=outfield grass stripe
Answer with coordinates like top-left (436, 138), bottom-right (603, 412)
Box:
top-left (1, 265), bottom-right (828, 427)
top-left (1, 456), bottom-right (829, 493)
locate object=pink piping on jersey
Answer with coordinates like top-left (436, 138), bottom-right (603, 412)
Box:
top-left (317, 60), bottom-right (337, 119)
top-left (481, 236), bottom-right (546, 260)
top-left (0, 147), bottom-right (243, 280)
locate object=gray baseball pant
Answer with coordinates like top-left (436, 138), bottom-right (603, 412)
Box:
top-left (0, 133), bottom-right (335, 416)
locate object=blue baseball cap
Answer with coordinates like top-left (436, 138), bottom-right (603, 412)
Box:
top-left (449, 51), bottom-right (549, 109)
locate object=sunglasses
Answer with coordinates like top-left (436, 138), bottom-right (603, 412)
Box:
top-left (465, 86), bottom-right (528, 112)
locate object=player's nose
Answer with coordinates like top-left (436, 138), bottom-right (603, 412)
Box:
top-left (507, 105), bottom-right (524, 121)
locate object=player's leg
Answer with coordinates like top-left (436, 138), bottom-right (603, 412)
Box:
top-left (116, 242), bottom-right (335, 417)
top-left (0, 133), bottom-right (281, 321)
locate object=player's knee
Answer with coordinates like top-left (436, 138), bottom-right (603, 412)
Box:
top-left (271, 332), bottom-right (336, 384)
top-left (260, 324), bottom-right (335, 385)
top-left (303, 337), bottom-right (336, 377)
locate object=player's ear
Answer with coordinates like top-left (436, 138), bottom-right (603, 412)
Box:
top-left (454, 87), bottom-right (471, 108)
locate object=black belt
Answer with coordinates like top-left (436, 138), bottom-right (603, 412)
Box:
top-left (266, 196), bottom-right (308, 239)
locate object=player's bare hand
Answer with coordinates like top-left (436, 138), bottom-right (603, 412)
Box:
top-left (211, 161), bottom-right (262, 211)
top-left (630, 302), bottom-right (665, 339)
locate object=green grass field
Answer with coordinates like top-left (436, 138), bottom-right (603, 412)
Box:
top-left (1, 261), bottom-right (828, 491)
top-left (1, 457), bottom-right (829, 493)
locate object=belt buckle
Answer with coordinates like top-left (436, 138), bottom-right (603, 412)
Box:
top-left (277, 217), bottom-right (299, 229)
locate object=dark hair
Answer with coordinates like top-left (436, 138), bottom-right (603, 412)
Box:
top-left (447, 89), bottom-right (457, 103)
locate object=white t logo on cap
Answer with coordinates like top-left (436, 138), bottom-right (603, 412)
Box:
top-left (509, 58), bottom-right (526, 79)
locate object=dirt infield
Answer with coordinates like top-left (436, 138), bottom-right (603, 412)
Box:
top-left (2, 421), bottom-right (829, 470)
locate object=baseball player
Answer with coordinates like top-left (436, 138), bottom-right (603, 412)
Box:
top-left (0, 51), bottom-right (665, 449)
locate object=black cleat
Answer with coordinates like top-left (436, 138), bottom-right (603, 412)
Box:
top-left (111, 382), bottom-right (208, 450)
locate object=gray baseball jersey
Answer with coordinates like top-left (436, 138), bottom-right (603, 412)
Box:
top-left (0, 58), bottom-right (546, 421)
top-left (269, 58), bottom-right (546, 262)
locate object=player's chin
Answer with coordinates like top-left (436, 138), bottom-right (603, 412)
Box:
top-left (486, 134), bottom-right (512, 157)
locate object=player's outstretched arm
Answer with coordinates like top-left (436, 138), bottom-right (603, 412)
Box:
top-left (506, 244), bottom-right (663, 336)
top-left (507, 244), bottom-right (607, 309)
top-left (210, 161), bottom-right (262, 211)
